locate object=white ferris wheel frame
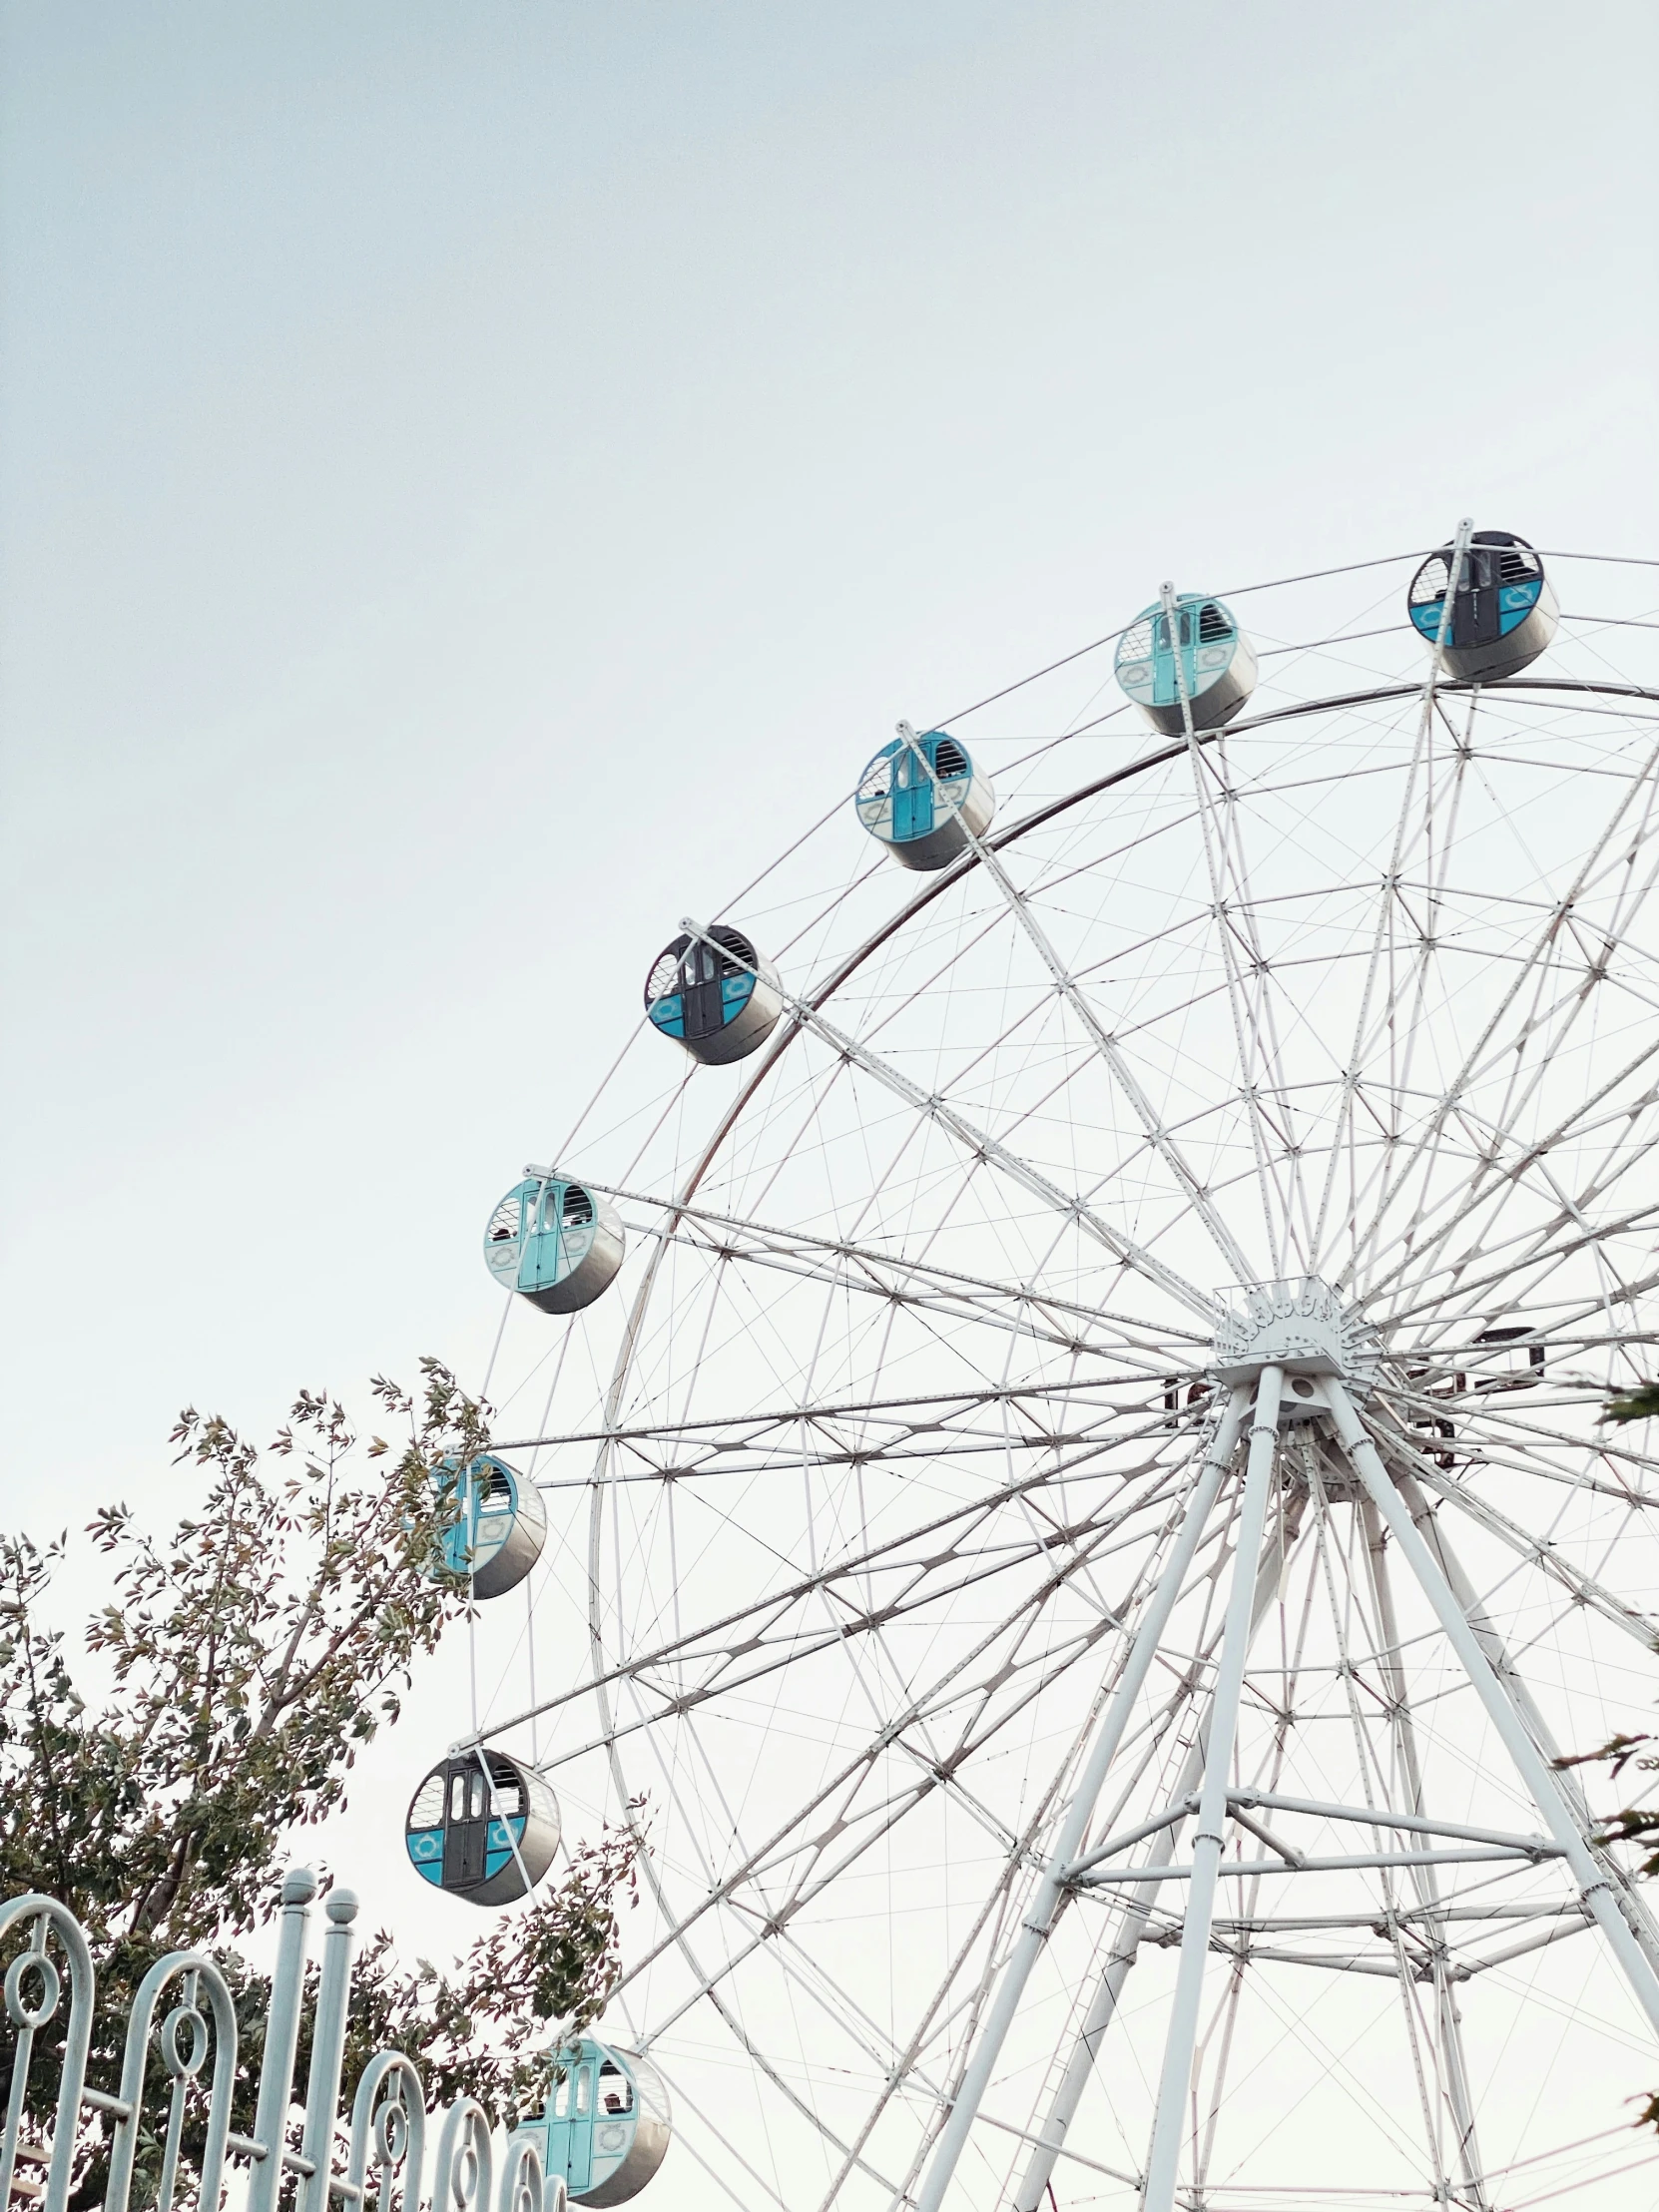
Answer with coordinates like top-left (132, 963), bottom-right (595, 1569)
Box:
top-left (471, 536), bottom-right (1659, 2212)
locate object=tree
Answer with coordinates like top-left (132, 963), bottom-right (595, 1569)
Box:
top-left (0, 1363), bottom-right (644, 2201)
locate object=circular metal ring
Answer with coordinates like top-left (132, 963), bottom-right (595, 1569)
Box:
top-left (162, 2002), bottom-right (209, 2079)
top-left (4, 1948), bottom-right (60, 2030)
top-left (450, 2139), bottom-right (479, 2211)
top-left (373, 2096), bottom-right (409, 2168)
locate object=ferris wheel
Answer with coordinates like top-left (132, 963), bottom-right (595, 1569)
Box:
top-left (431, 524), bottom-right (1659, 2210)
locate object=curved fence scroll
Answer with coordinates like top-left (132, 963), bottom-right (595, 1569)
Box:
top-left (348, 2051), bottom-right (428, 2212)
top-left (0, 1897), bottom-right (95, 2212)
top-left (104, 1949), bottom-right (239, 2212)
top-left (495, 2131), bottom-right (555, 2212)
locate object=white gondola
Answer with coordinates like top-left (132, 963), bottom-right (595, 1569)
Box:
top-left (517, 2039), bottom-right (672, 2205)
top-left (644, 925), bottom-right (783, 1065)
top-left (1114, 593), bottom-right (1258, 734)
top-left (854, 727), bottom-right (994, 871)
top-left (1407, 529), bottom-right (1558, 682)
top-left (484, 1173), bottom-right (625, 1316)
top-left (430, 1453), bottom-right (547, 1599)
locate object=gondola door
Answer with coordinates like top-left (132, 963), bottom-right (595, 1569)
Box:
top-left (891, 743), bottom-right (933, 843)
top-left (562, 2051), bottom-right (599, 2195)
top-left (441, 1758), bottom-right (489, 1889)
top-left (679, 940), bottom-right (726, 1044)
top-left (1453, 541), bottom-right (1501, 649)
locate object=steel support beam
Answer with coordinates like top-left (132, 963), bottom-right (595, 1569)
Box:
top-left (1010, 1487), bottom-right (1301, 2212)
top-left (1360, 1491), bottom-right (1488, 2208)
top-left (909, 1388), bottom-right (1251, 2212)
top-left (1324, 1379), bottom-right (1659, 2038)
top-left (1140, 1366), bottom-right (1284, 2212)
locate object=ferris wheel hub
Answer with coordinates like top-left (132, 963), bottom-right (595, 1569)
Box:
top-left (1211, 1278), bottom-right (1380, 1403)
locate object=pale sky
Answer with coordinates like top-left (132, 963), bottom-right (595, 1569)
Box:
top-left (3, 0), bottom-right (1657, 2033)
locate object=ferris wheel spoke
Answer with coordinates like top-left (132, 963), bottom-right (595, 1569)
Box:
top-left (806, 1832), bottom-right (1058, 2212)
top-left (1387, 1422), bottom-right (1659, 1614)
top-left (1172, 673), bottom-right (1304, 1272)
top-left (1431, 1117), bottom-right (1659, 1334)
top-left (667, 1945), bottom-right (907, 2202)
top-left (1353, 725), bottom-right (1659, 1303)
top-left (596, 1670), bottom-right (930, 2202)
top-left (579, 1179), bottom-right (1205, 1374)
top-left (1382, 1194), bottom-right (1659, 1349)
top-left (1380, 1114), bottom-right (1659, 1336)
top-left (546, 1490), bottom-right (1172, 1778)
top-left (1416, 1388), bottom-right (1659, 1483)
top-left (516, 1391), bottom-right (1189, 1494)
top-left (1312, 681), bottom-right (1476, 1272)
top-left (893, 722), bottom-right (1258, 1285)
top-left (648, 1731), bottom-right (1047, 2094)
top-left (617, 1430), bottom-right (1236, 2148)
top-left (1366, 1008), bottom-right (1659, 1326)
top-left (639, 2072), bottom-right (791, 2212)
top-left (1433, 1424), bottom-right (1659, 1505)
top-left (618, 1637), bottom-right (1186, 2194)
top-left (621, 1704), bottom-right (968, 2105)
top-left (1319, 698), bottom-right (1493, 1288)
top-left (680, 916), bottom-right (1216, 1321)
top-left (488, 1436), bottom-right (1186, 1753)
top-left (589, 1456), bottom-right (1201, 2011)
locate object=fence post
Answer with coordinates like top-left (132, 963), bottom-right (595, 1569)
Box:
top-left (298, 1890), bottom-right (356, 2212)
top-left (247, 1869), bottom-right (317, 2212)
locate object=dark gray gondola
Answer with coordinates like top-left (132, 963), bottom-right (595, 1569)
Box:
top-left (404, 1750), bottom-right (560, 1907)
top-left (431, 1452), bottom-right (548, 1600)
top-left (644, 925), bottom-right (783, 1065)
top-left (1407, 530), bottom-right (1558, 682)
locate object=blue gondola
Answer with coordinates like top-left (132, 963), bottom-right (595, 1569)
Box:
top-left (854, 726), bottom-right (994, 871)
top-left (1407, 529), bottom-right (1557, 682)
top-left (516, 2039), bottom-right (673, 2206)
top-left (1114, 594), bottom-right (1258, 735)
top-left (430, 1453), bottom-right (547, 1600)
top-left (644, 925), bottom-right (783, 1065)
top-left (484, 1174), bottom-right (625, 1316)
top-left (404, 1750), bottom-right (560, 1908)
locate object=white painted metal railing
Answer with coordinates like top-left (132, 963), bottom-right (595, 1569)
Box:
top-left (0, 1870), bottom-right (557, 2212)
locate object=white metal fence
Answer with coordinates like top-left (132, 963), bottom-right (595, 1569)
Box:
top-left (0, 1871), bottom-right (558, 2212)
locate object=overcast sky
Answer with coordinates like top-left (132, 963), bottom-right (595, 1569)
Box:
top-left (3, 0), bottom-right (1657, 1930)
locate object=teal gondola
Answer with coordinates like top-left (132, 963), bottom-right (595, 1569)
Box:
top-left (1407, 530), bottom-right (1557, 682)
top-left (516, 2039), bottom-right (672, 2205)
top-left (854, 727), bottom-right (994, 871)
top-left (1114, 594), bottom-right (1258, 734)
top-left (430, 1453), bottom-right (547, 1600)
top-left (484, 1174), bottom-right (625, 1315)
top-left (404, 1751), bottom-right (560, 1908)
